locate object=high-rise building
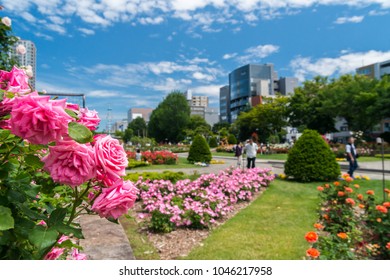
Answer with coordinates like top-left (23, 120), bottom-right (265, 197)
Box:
top-left (15, 40), bottom-right (36, 90)
top-left (222, 63), bottom-right (298, 123)
top-left (127, 108), bottom-right (153, 124)
top-left (356, 59), bottom-right (390, 79)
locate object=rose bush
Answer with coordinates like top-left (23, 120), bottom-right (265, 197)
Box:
top-left (0, 64), bottom-right (136, 259)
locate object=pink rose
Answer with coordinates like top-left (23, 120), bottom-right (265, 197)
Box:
top-left (0, 66), bottom-right (30, 94)
top-left (94, 134), bottom-right (128, 187)
top-left (44, 247), bottom-right (65, 260)
top-left (10, 92), bottom-right (74, 145)
top-left (42, 140), bottom-right (96, 187)
top-left (0, 95), bottom-right (15, 118)
top-left (92, 179), bottom-right (137, 219)
top-left (70, 248), bottom-right (87, 260)
top-left (78, 108), bottom-right (100, 131)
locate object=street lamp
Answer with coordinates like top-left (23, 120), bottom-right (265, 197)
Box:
top-left (376, 137), bottom-right (386, 202)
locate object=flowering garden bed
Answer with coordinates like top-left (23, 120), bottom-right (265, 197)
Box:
top-left (127, 150), bottom-right (178, 165)
top-left (133, 167), bottom-right (275, 233)
top-left (305, 174), bottom-right (390, 260)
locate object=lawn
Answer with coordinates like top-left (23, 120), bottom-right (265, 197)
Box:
top-left (122, 177), bottom-right (388, 260)
top-left (129, 157), bottom-right (202, 170)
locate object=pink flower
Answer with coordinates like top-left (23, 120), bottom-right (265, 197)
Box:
top-left (1, 17), bottom-right (11, 27)
top-left (10, 92), bottom-right (73, 145)
top-left (44, 247), bottom-right (65, 260)
top-left (70, 248), bottom-right (87, 260)
top-left (16, 44), bottom-right (26, 55)
top-left (0, 66), bottom-right (30, 94)
top-left (92, 179), bottom-right (137, 219)
top-left (78, 108), bottom-right (100, 131)
top-left (42, 140), bottom-right (96, 187)
top-left (94, 134), bottom-right (128, 187)
top-left (57, 235), bottom-right (70, 244)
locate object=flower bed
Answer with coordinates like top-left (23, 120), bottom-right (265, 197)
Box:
top-left (127, 150), bottom-right (178, 165)
top-left (134, 167), bottom-right (275, 232)
top-left (305, 175), bottom-right (390, 260)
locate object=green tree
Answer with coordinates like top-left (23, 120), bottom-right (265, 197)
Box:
top-left (285, 129), bottom-right (340, 182)
top-left (373, 75), bottom-right (390, 121)
top-left (0, 15), bottom-right (19, 71)
top-left (148, 91), bottom-right (190, 143)
top-left (187, 134), bottom-right (212, 163)
top-left (212, 121), bottom-right (230, 134)
top-left (208, 136), bottom-right (218, 148)
top-left (287, 76), bottom-right (336, 134)
top-left (128, 117), bottom-right (147, 137)
top-left (184, 115), bottom-right (212, 139)
top-left (122, 128), bottom-right (133, 144)
top-left (235, 96), bottom-right (289, 142)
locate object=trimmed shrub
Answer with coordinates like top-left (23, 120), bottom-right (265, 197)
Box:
top-left (187, 134), bottom-right (212, 163)
top-left (124, 171), bottom-right (187, 183)
top-left (227, 134), bottom-right (237, 144)
top-left (284, 129), bottom-right (340, 182)
top-left (208, 136), bottom-right (218, 148)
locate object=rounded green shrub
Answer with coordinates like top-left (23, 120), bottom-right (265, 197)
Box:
top-left (187, 134), bottom-right (212, 163)
top-left (284, 129), bottom-right (340, 182)
top-left (208, 136), bottom-right (218, 148)
top-left (227, 134), bottom-right (237, 144)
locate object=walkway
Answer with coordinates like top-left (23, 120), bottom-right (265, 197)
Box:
top-left (80, 155), bottom-right (389, 259)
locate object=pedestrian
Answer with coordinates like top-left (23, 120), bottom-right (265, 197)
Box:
top-left (234, 142), bottom-right (243, 168)
top-left (135, 149), bottom-right (142, 161)
top-left (245, 138), bottom-right (258, 169)
top-left (346, 136), bottom-right (358, 178)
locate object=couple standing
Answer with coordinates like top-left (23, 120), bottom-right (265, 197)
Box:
top-left (234, 138), bottom-right (258, 169)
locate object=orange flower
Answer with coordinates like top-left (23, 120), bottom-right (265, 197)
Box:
top-left (337, 232), bottom-right (348, 239)
top-left (306, 248), bottom-right (320, 259)
top-left (357, 194), bottom-right (363, 200)
top-left (376, 205), bottom-right (388, 214)
top-left (383, 202), bottom-right (390, 208)
top-left (385, 188), bottom-right (390, 194)
top-left (342, 173), bottom-right (349, 179)
top-left (386, 242), bottom-right (390, 250)
top-left (323, 214), bottom-right (329, 220)
top-left (334, 181), bottom-right (340, 187)
top-left (377, 218), bottom-right (382, 223)
top-left (345, 176), bottom-right (353, 183)
top-left (324, 184), bottom-right (330, 188)
top-left (305, 231), bottom-right (318, 243)
top-left (314, 223), bottom-right (324, 230)
top-left (366, 190), bottom-right (375, 195)
top-left (346, 198), bottom-right (355, 205)
top-left (344, 187), bottom-right (353, 193)
top-left (353, 184), bottom-right (360, 189)
top-left (338, 191), bottom-right (345, 197)
top-left (358, 204), bottom-right (365, 209)
top-left (317, 186), bottom-right (324, 191)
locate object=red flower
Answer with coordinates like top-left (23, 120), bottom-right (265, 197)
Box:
top-left (317, 186), bottom-right (324, 191)
top-left (386, 242), bottom-right (390, 250)
top-left (357, 194), bottom-right (363, 201)
top-left (338, 191), bottom-right (345, 197)
top-left (314, 223), bottom-right (324, 230)
top-left (334, 181), bottom-right (340, 187)
top-left (305, 231), bottom-right (318, 243)
top-left (366, 190), bottom-right (375, 195)
top-left (344, 187), bottom-right (353, 193)
top-left (376, 205), bottom-right (388, 214)
top-left (306, 248), bottom-right (320, 259)
top-left (383, 202), bottom-right (390, 208)
top-left (346, 198), bottom-right (355, 206)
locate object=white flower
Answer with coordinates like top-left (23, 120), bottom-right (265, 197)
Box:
top-left (24, 65), bottom-right (33, 78)
top-left (1, 17), bottom-right (11, 27)
top-left (16, 44), bottom-right (26, 55)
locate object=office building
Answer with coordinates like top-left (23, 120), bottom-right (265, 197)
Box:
top-left (219, 85), bottom-right (230, 123)
top-left (356, 59), bottom-right (390, 79)
top-left (128, 108), bottom-right (153, 123)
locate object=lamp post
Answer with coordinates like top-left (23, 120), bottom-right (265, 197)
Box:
top-left (377, 137), bottom-right (386, 202)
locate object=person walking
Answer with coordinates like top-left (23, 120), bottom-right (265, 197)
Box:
top-left (234, 142), bottom-right (243, 168)
top-left (346, 136), bottom-right (358, 178)
top-left (245, 138), bottom-right (258, 169)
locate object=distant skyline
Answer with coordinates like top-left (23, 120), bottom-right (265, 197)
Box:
top-left (2, 0), bottom-right (390, 130)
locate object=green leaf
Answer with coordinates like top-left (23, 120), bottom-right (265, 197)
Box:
top-left (0, 129), bottom-right (10, 141)
top-left (7, 190), bottom-right (26, 203)
top-left (68, 122), bottom-right (93, 144)
top-left (0, 206), bottom-right (14, 230)
top-left (48, 208), bottom-right (67, 227)
top-left (65, 109), bottom-right (79, 119)
top-left (17, 204), bottom-right (47, 221)
top-left (24, 154), bottom-right (44, 169)
top-left (29, 226), bottom-right (59, 251)
top-left (53, 224), bottom-right (83, 239)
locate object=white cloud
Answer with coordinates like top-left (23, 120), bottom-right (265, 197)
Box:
top-left (191, 85), bottom-right (222, 97)
top-left (78, 28), bottom-right (95, 35)
top-left (138, 16), bottom-right (164, 25)
top-left (290, 50), bottom-right (390, 81)
top-left (192, 72), bottom-right (215, 81)
top-left (334, 15), bottom-right (364, 24)
top-left (236, 44), bottom-right (280, 64)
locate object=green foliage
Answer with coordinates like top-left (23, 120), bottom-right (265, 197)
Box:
top-left (208, 136), bottom-right (218, 148)
top-left (122, 128), bottom-right (133, 144)
top-left (0, 16), bottom-right (19, 71)
top-left (128, 117), bottom-right (147, 137)
top-left (127, 159), bottom-right (150, 169)
top-left (148, 91), bottom-right (190, 143)
top-left (380, 131), bottom-right (390, 144)
top-left (68, 122), bottom-right (93, 143)
top-left (124, 171), bottom-right (187, 183)
top-left (285, 129), bottom-right (340, 182)
top-left (227, 134), bottom-right (237, 144)
top-left (150, 211), bottom-right (175, 233)
top-left (187, 135), bottom-right (212, 163)
top-left (212, 121), bottom-right (230, 134)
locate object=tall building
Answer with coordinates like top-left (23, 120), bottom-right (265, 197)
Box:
top-left (184, 90), bottom-right (218, 126)
top-left (222, 63), bottom-right (298, 123)
top-left (356, 59), bottom-right (390, 79)
top-left (127, 108), bottom-right (153, 124)
top-left (15, 40), bottom-right (37, 90)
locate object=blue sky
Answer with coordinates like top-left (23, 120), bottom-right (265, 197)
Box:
top-left (2, 0), bottom-right (390, 131)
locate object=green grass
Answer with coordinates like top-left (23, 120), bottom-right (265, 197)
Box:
top-left (212, 152), bottom-right (288, 161)
top-left (129, 157), bottom-right (202, 170)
